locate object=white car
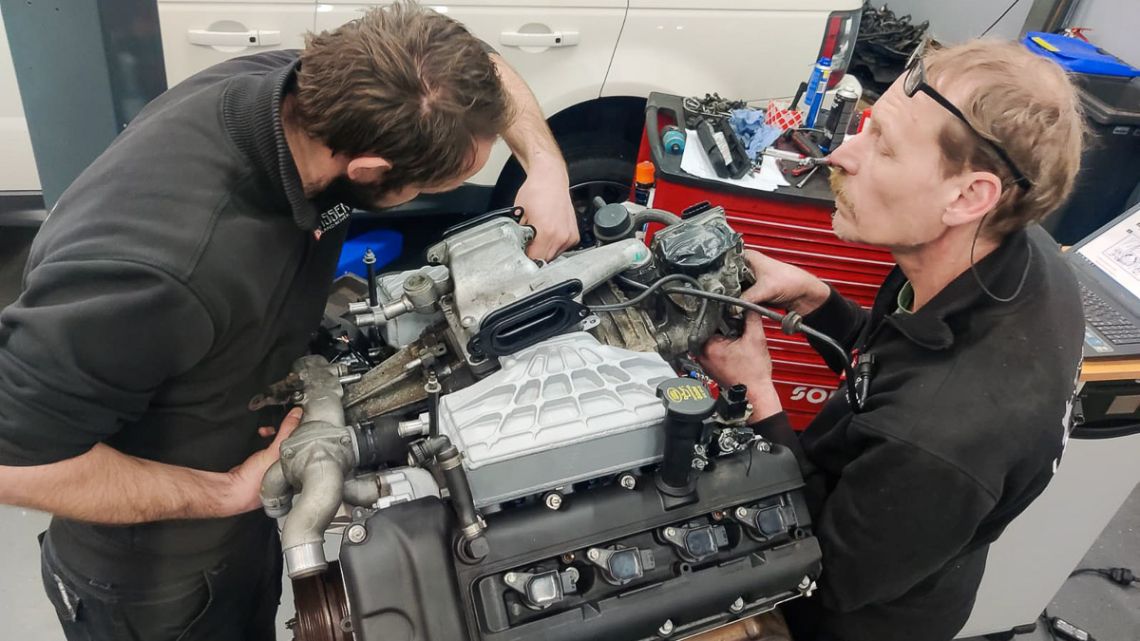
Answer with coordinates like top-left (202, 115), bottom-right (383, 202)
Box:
top-left (1, 0), bottom-right (860, 218)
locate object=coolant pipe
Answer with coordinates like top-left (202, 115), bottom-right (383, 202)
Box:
top-left (631, 208), bottom-right (682, 228)
top-left (352, 418), bottom-right (409, 469)
top-left (259, 356), bottom-right (358, 579)
top-left (342, 473), bottom-right (383, 507)
top-left (260, 461), bottom-right (292, 518)
top-left (438, 445), bottom-right (479, 535)
top-left (408, 435), bottom-right (451, 466)
top-left (439, 444), bottom-right (489, 562)
top-left (407, 435), bottom-right (488, 561)
top-left (281, 456), bottom-right (345, 579)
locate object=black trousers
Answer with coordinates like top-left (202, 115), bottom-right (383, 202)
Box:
top-left (40, 528), bottom-right (283, 641)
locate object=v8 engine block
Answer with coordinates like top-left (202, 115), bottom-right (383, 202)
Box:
top-left (256, 204), bottom-right (822, 641)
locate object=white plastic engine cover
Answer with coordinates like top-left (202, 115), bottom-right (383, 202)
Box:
top-left (433, 332), bottom-right (676, 507)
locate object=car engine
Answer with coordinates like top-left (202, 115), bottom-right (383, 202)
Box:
top-left (254, 203), bottom-right (823, 641)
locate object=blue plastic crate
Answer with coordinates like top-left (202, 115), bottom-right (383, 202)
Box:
top-left (337, 229), bottom-right (403, 279)
top-left (1023, 32), bottom-right (1139, 78)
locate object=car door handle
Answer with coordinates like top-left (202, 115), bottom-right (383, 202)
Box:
top-left (499, 31), bottom-right (579, 48)
top-left (187, 29), bottom-right (282, 48)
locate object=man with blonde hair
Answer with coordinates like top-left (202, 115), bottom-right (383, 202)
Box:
top-left (700, 40), bottom-right (1086, 641)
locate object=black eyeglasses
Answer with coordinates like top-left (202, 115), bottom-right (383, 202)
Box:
top-left (903, 42), bottom-right (1032, 191)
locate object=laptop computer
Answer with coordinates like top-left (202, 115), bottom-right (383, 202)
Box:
top-left (1067, 201), bottom-right (1140, 358)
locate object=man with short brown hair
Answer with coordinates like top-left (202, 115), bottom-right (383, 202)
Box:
top-left (700, 40), bottom-right (1085, 641)
top-left (0, 3), bottom-right (576, 640)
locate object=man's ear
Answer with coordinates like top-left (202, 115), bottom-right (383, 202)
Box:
top-left (345, 155), bottom-right (392, 183)
top-left (942, 171), bottom-right (1002, 228)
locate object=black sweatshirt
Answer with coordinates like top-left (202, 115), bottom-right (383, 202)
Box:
top-left (753, 226), bottom-right (1084, 641)
top-left (0, 51), bottom-right (353, 582)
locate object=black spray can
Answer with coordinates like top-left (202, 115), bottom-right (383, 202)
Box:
top-left (824, 87), bottom-right (859, 151)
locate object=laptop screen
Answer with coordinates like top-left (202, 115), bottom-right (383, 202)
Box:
top-left (1077, 205), bottom-right (1140, 302)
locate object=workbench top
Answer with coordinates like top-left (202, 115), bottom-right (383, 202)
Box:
top-left (1081, 356), bottom-right (1140, 382)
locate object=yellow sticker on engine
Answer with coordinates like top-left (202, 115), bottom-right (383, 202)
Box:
top-left (666, 384), bottom-right (710, 403)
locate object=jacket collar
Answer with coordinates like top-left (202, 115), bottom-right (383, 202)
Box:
top-left (220, 56), bottom-right (320, 231)
top-left (874, 228), bottom-right (1033, 351)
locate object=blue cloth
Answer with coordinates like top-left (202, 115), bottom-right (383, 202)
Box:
top-left (729, 109), bottom-right (783, 161)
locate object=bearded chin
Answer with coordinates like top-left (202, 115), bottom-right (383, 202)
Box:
top-left (831, 215), bottom-right (856, 243)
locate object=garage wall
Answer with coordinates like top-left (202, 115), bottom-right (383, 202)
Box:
top-left (1069, 0), bottom-right (1140, 67)
top-left (0, 11), bottom-right (41, 192)
top-left (880, 0), bottom-right (1138, 67)
top-left (875, 0), bottom-right (1034, 43)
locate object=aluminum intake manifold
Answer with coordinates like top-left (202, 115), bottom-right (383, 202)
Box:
top-left (424, 216), bottom-right (652, 365)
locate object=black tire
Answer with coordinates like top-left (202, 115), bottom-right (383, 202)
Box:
top-left (491, 135), bottom-right (637, 247)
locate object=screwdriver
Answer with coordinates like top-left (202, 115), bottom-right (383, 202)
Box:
top-left (760, 148), bottom-right (830, 168)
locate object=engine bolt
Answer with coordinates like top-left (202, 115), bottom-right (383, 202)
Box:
top-left (461, 316), bottom-right (475, 328)
top-left (282, 448), bottom-right (295, 459)
top-left (730, 597), bottom-right (744, 613)
top-left (735, 507), bottom-right (749, 520)
top-left (339, 436), bottom-right (352, 447)
top-left (588, 549), bottom-right (600, 561)
top-left (691, 457), bottom-right (707, 471)
top-left (658, 619), bottom-right (675, 636)
top-left (561, 552), bottom-right (576, 564)
top-left (619, 473), bottom-right (637, 490)
top-left (664, 527), bottom-right (677, 537)
top-left (544, 492), bottom-right (563, 510)
top-left (291, 391), bottom-right (305, 403)
top-left (346, 524), bottom-right (367, 544)
top-left (711, 510), bottom-right (725, 522)
top-left (798, 576), bottom-right (812, 590)
top-left (756, 440), bottom-right (772, 453)
top-left (504, 572), bottom-right (516, 584)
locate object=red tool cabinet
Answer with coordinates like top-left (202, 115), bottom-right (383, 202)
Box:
top-left (637, 93), bottom-right (894, 429)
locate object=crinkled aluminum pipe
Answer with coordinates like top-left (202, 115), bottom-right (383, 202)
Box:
top-left (260, 355), bottom-right (358, 579)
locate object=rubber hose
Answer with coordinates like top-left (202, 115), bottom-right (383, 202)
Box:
top-left (632, 208), bottom-right (683, 228)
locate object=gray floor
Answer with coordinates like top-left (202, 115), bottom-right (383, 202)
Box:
top-left (1, 231), bottom-right (1137, 641)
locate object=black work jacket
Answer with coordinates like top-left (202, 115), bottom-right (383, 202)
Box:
top-left (0, 51), bottom-right (352, 582)
top-left (755, 226), bottom-right (1084, 641)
